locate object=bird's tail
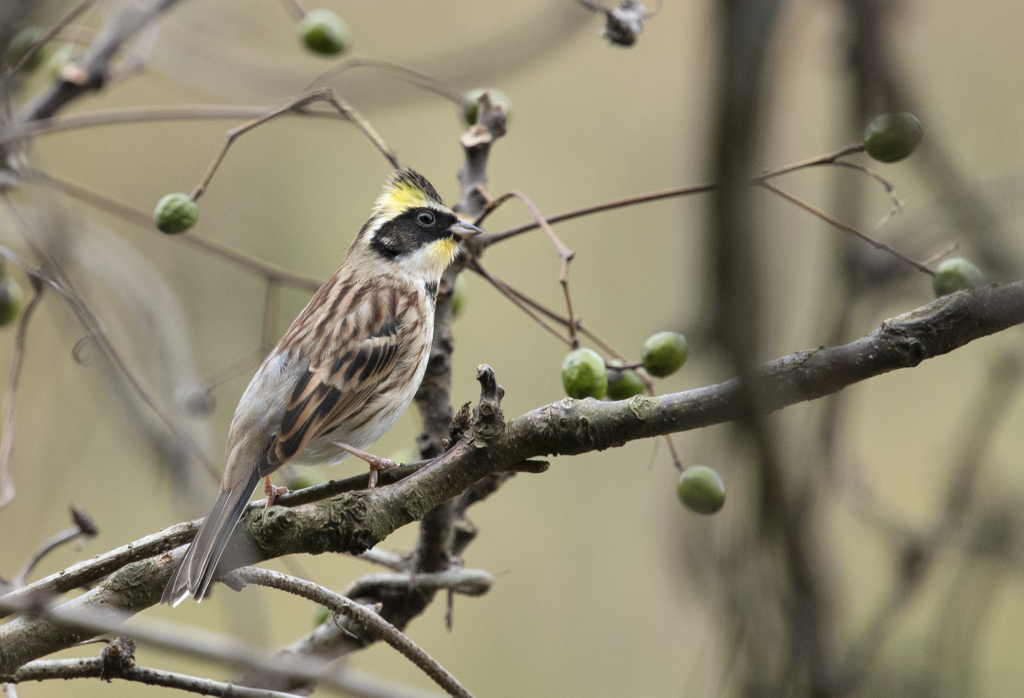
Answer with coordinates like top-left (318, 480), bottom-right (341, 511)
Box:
top-left (161, 468), bottom-right (260, 606)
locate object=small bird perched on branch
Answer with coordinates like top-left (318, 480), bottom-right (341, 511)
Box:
top-left (162, 167), bottom-right (481, 606)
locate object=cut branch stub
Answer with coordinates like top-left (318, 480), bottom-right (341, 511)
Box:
top-left (472, 364), bottom-right (504, 440)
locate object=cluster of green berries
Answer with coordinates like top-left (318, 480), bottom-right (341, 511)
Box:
top-left (560, 331), bottom-right (687, 401)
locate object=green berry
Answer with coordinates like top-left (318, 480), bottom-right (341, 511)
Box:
top-left (642, 331), bottom-right (688, 378)
top-left (864, 113), bottom-right (923, 163)
top-left (0, 277), bottom-right (24, 327)
top-left (463, 87), bottom-right (512, 126)
top-left (6, 26), bottom-right (46, 72)
top-left (933, 257), bottom-right (987, 297)
top-left (606, 359), bottom-right (646, 400)
top-left (561, 348), bottom-right (607, 399)
top-left (155, 193), bottom-right (198, 234)
top-left (677, 465), bottom-right (726, 515)
top-left (388, 447), bottom-right (420, 465)
top-left (313, 604), bottom-right (331, 627)
top-left (300, 9), bottom-right (349, 56)
top-left (451, 274), bottom-right (467, 319)
top-left (44, 43), bottom-right (74, 80)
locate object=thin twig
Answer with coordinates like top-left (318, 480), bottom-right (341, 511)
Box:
top-left (13, 507), bottom-right (97, 586)
top-left (0, 276), bottom-right (42, 512)
top-left (229, 567), bottom-right (477, 698)
top-left (341, 568), bottom-right (492, 600)
top-left (0, 595), bottom-right (391, 694)
top-left (469, 260), bottom-right (572, 346)
top-left (0, 104), bottom-right (348, 145)
top-left (305, 56), bottom-right (463, 102)
top-left (190, 88), bottom-right (399, 202)
top-left (757, 143), bottom-right (865, 179)
top-left (356, 548), bottom-right (405, 571)
top-left (2, 0), bottom-right (98, 81)
top-left (479, 192), bottom-right (578, 346)
top-left (480, 183), bottom-right (717, 246)
top-left (25, 167), bottom-right (323, 292)
top-left (759, 180), bottom-right (936, 276)
top-left (4, 656), bottom-right (297, 698)
top-left (480, 145), bottom-right (872, 248)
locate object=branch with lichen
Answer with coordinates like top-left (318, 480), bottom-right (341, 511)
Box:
top-left (2, 281), bottom-right (1023, 671)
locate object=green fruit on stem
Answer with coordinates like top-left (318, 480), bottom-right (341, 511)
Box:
top-left (933, 257), bottom-right (987, 297)
top-left (463, 87), bottom-right (511, 126)
top-left (864, 113), bottom-right (923, 163)
top-left (642, 331), bottom-right (688, 377)
top-left (6, 26), bottom-right (46, 72)
top-left (561, 348), bottom-right (607, 399)
top-left (677, 465), bottom-right (726, 515)
top-left (44, 43), bottom-right (74, 80)
top-left (606, 359), bottom-right (646, 400)
top-left (451, 274), bottom-right (467, 319)
top-left (0, 277), bottom-right (24, 327)
top-left (154, 193), bottom-right (198, 234)
top-left (300, 9), bottom-right (349, 55)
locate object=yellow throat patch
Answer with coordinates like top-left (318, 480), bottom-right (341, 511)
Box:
top-left (428, 237), bottom-right (459, 269)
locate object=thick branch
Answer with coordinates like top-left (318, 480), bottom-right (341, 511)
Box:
top-left (2, 282), bottom-right (1023, 668)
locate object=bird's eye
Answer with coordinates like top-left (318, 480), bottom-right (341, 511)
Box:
top-left (416, 210), bottom-right (436, 227)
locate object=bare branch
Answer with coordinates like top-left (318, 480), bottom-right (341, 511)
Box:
top-left (760, 180), bottom-right (935, 276)
top-left (228, 567), bottom-right (477, 698)
top-left (3, 283), bottom-right (1024, 666)
top-left (190, 88), bottom-right (399, 202)
top-left (0, 276), bottom-right (42, 512)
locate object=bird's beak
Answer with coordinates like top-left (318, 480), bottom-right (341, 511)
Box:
top-left (449, 220), bottom-right (483, 240)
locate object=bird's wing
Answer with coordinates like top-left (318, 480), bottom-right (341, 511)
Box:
top-left (265, 281), bottom-right (406, 469)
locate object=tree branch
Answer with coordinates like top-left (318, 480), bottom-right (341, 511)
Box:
top-left (2, 282), bottom-right (1023, 669)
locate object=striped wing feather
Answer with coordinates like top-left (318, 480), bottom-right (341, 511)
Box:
top-left (267, 278), bottom-right (405, 469)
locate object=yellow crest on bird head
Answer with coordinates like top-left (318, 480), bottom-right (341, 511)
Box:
top-left (374, 167), bottom-right (446, 221)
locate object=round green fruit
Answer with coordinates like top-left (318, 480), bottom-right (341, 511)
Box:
top-left (561, 348), bottom-right (607, 399)
top-left (0, 277), bottom-right (24, 327)
top-left (154, 193), bottom-right (198, 234)
top-left (44, 43), bottom-right (74, 80)
top-left (463, 87), bottom-right (511, 126)
top-left (6, 26), bottom-right (46, 72)
top-left (933, 257), bottom-right (987, 297)
top-left (677, 465), bottom-right (726, 515)
top-left (451, 273), bottom-right (467, 319)
top-left (300, 9), bottom-right (349, 56)
top-left (642, 331), bottom-right (688, 378)
top-left (864, 113), bottom-right (923, 163)
top-left (606, 359), bottom-right (646, 400)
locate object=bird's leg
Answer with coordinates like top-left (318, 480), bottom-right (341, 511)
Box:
top-left (332, 441), bottom-right (398, 488)
top-left (264, 476), bottom-right (289, 506)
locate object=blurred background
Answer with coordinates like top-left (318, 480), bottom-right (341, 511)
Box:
top-left (2, 0), bottom-right (1024, 696)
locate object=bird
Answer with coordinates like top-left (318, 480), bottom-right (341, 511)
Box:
top-left (162, 167), bottom-right (482, 606)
